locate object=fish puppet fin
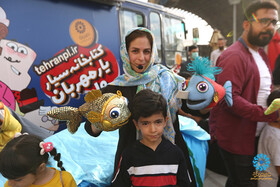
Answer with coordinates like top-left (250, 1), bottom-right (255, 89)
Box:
top-left (223, 81), bottom-right (233, 107)
top-left (66, 116), bottom-right (82, 134)
top-left (264, 98), bottom-right (280, 115)
top-left (87, 111), bottom-right (101, 124)
top-left (84, 89), bottom-right (102, 103)
top-left (47, 106), bottom-right (82, 134)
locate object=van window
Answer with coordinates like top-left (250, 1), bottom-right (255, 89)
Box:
top-left (150, 12), bottom-right (162, 63)
top-left (119, 10), bottom-right (145, 42)
top-left (164, 17), bottom-right (185, 68)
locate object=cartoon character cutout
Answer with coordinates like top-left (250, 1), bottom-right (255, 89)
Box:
top-left (0, 6), bottom-right (57, 133)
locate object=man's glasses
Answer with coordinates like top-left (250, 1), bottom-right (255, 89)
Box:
top-left (251, 16), bottom-right (280, 29)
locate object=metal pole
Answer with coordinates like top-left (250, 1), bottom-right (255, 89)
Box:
top-left (233, 4), bottom-right (237, 42)
top-left (229, 0), bottom-right (240, 42)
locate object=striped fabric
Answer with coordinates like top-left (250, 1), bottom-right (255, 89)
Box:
top-left (131, 175), bottom-right (177, 186)
top-left (128, 165), bottom-right (178, 175)
top-left (128, 165), bottom-right (178, 186)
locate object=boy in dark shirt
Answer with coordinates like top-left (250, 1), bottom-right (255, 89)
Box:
top-left (112, 89), bottom-right (191, 187)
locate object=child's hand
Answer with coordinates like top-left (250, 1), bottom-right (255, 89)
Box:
top-left (264, 98), bottom-right (280, 115)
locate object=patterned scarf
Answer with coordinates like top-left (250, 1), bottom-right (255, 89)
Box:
top-left (110, 27), bottom-right (184, 143)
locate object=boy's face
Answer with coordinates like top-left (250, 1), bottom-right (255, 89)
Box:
top-left (133, 112), bottom-right (167, 148)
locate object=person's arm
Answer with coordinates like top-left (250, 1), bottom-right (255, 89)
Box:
top-left (216, 51), bottom-right (278, 122)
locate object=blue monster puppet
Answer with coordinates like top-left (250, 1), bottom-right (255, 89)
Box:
top-left (177, 57), bottom-right (233, 110)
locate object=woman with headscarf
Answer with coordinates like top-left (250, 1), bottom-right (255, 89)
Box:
top-left (84, 27), bottom-right (197, 186)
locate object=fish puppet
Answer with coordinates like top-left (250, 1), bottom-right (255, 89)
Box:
top-left (177, 57), bottom-right (233, 110)
top-left (47, 90), bottom-right (131, 133)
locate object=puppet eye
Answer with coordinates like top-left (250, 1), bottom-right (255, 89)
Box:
top-left (197, 81), bottom-right (209, 93)
top-left (109, 108), bottom-right (120, 119)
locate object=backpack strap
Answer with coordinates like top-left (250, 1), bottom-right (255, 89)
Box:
top-left (59, 170), bottom-right (64, 187)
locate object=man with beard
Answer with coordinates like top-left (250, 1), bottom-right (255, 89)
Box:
top-left (209, 1), bottom-right (280, 187)
top-left (210, 37), bottom-right (227, 66)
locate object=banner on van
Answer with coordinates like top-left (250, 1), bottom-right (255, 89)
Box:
top-left (36, 43), bottom-right (119, 105)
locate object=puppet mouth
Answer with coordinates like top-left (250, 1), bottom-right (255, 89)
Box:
top-left (187, 99), bottom-right (205, 105)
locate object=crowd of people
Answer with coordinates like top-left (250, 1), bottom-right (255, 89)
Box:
top-left (0, 1), bottom-right (280, 187)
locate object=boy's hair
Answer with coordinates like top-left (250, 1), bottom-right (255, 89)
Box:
top-left (244, 0), bottom-right (279, 21)
top-left (0, 134), bottom-right (64, 179)
top-left (267, 89), bottom-right (280, 106)
top-left (132, 89), bottom-right (167, 121)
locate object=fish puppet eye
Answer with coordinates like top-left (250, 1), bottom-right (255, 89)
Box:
top-left (109, 107), bottom-right (120, 119)
top-left (196, 81), bottom-right (209, 93)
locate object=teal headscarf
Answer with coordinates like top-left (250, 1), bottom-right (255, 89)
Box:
top-left (110, 27), bottom-right (184, 143)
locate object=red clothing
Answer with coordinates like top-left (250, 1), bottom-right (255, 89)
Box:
top-left (268, 32), bottom-right (280, 70)
top-left (209, 38), bottom-right (279, 155)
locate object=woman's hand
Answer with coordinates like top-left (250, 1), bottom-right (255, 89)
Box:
top-left (90, 124), bottom-right (102, 136)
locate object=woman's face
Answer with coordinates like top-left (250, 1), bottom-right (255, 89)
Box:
top-left (128, 36), bottom-right (152, 73)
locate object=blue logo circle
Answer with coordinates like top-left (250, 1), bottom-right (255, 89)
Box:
top-left (253, 154), bottom-right (270, 171)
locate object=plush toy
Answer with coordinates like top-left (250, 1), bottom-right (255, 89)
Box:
top-left (47, 90), bottom-right (131, 133)
top-left (177, 57), bottom-right (233, 110)
top-left (264, 98), bottom-right (280, 115)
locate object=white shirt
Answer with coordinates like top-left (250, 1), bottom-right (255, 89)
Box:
top-left (248, 48), bottom-right (272, 136)
top-left (210, 48), bottom-right (226, 66)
